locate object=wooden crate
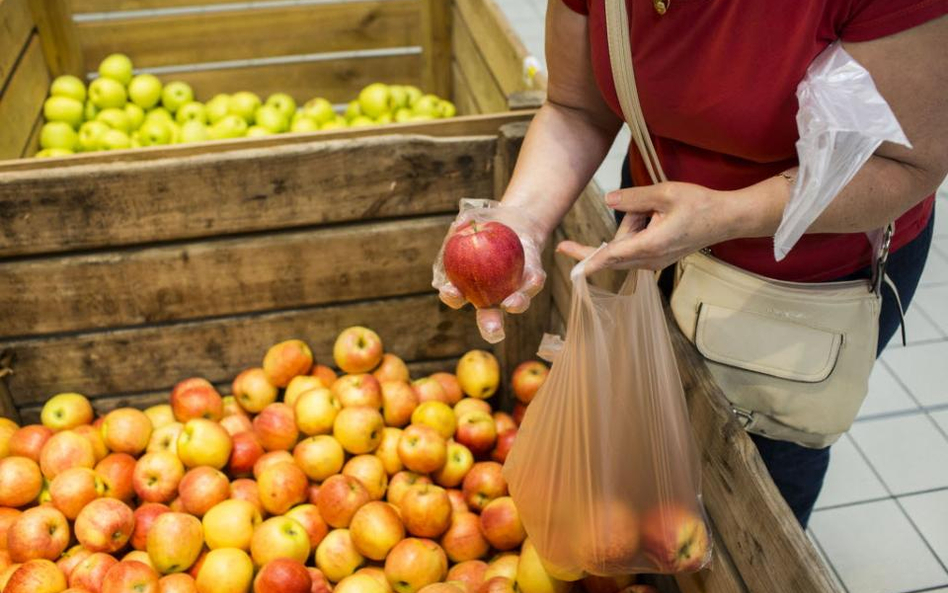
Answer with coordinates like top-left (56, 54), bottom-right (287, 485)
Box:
top-left (0, 0), bottom-right (544, 161)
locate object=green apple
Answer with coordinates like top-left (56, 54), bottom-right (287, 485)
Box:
top-left (176, 101), bottom-right (207, 124)
top-left (209, 114), bottom-right (248, 139)
top-left (78, 120), bottom-right (109, 151)
top-left (358, 83), bottom-right (390, 119)
top-left (84, 100), bottom-right (99, 121)
top-left (344, 100), bottom-right (362, 121)
top-left (303, 97), bottom-right (335, 124)
top-left (40, 121), bottom-right (78, 150)
top-left (265, 93), bottom-right (296, 121)
top-left (128, 74), bottom-right (163, 109)
top-left (412, 94), bottom-right (441, 118)
top-left (96, 107), bottom-right (132, 132)
top-left (409, 114), bottom-right (436, 122)
top-left (35, 147), bottom-right (74, 158)
top-left (162, 81), bottom-right (194, 113)
top-left (98, 53), bottom-right (134, 85)
top-left (404, 85), bottom-right (423, 106)
top-left (169, 122), bottom-right (182, 143)
top-left (229, 91), bottom-right (261, 124)
top-left (394, 108), bottom-right (413, 123)
top-left (320, 119), bottom-right (347, 130)
top-left (246, 126), bottom-right (273, 137)
top-left (289, 116), bottom-right (320, 133)
top-left (206, 94), bottom-right (231, 124)
top-left (50, 75), bottom-right (86, 103)
top-left (89, 77), bottom-right (127, 109)
top-left (100, 128), bottom-right (131, 150)
top-left (43, 96), bottom-right (84, 128)
top-left (179, 120), bottom-right (209, 143)
top-left (254, 105), bottom-right (288, 133)
top-left (439, 100), bottom-right (456, 118)
top-left (125, 103), bottom-right (145, 130)
top-left (138, 119), bottom-right (174, 146)
top-left (130, 130), bottom-right (142, 148)
top-left (349, 115), bottom-right (376, 127)
top-left (376, 112), bottom-right (393, 124)
top-left (388, 85), bottom-right (409, 111)
top-left (145, 107), bottom-right (174, 124)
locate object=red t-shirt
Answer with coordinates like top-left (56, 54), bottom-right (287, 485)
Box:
top-left (561, 0), bottom-right (946, 281)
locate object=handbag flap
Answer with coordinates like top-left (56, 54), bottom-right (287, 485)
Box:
top-left (694, 303), bottom-right (843, 383)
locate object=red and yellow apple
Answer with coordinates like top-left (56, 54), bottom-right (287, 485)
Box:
top-left (263, 340), bottom-right (313, 388)
top-left (250, 517), bottom-right (310, 567)
top-left (315, 529), bottom-right (364, 583)
top-left (433, 442), bottom-right (473, 488)
top-left (511, 362), bottom-right (548, 405)
top-left (170, 380), bottom-right (223, 423)
top-left (40, 430), bottom-right (96, 479)
top-left (177, 419), bottom-right (232, 470)
top-left (194, 548), bottom-right (254, 593)
top-left (343, 455), bottom-right (388, 501)
top-left (7, 506), bottom-right (70, 562)
top-left (202, 499), bottom-right (261, 550)
top-left (101, 409), bottom-right (153, 456)
top-left (516, 540), bottom-right (569, 593)
top-left (294, 388), bottom-right (339, 436)
top-left (479, 497), bottom-right (525, 551)
top-left (253, 558), bottom-right (311, 593)
top-left (381, 382), bottom-right (419, 428)
top-left (453, 399), bottom-right (491, 419)
top-left (131, 503), bottom-right (171, 551)
top-left (8, 425), bottom-right (53, 461)
top-left (411, 402), bottom-right (456, 440)
top-left (461, 462), bottom-right (507, 512)
top-left (147, 423), bottom-right (183, 456)
top-left (147, 513), bottom-right (204, 574)
top-left (439, 513), bottom-right (488, 563)
top-left (310, 365), bottom-right (338, 389)
top-left (178, 467), bottom-right (230, 518)
top-left (5, 559), bottom-right (67, 593)
top-left (443, 222), bottom-right (524, 309)
top-left (285, 504), bottom-right (329, 550)
top-left (373, 354), bottom-right (410, 383)
top-left (229, 478), bottom-right (264, 516)
top-left (397, 425), bottom-right (446, 474)
top-left (333, 327), bottom-right (383, 374)
top-left (640, 503), bottom-right (709, 573)
top-left (253, 403), bottom-right (298, 452)
top-left (318, 474), bottom-right (370, 528)
top-left (333, 407), bottom-right (384, 454)
top-left (144, 405), bottom-right (176, 430)
top-left (69, 552), bottom-right (117, 593)
top-left (349, 501), bottom-right (405, 561)
top-left (158, 573), bottom-right (197, 593)
top-left (227, 430), bottom-right (265, 477)
top-left (284, 376), bottom-right (326, 409)
top-left (232, 368), bottom-right (278, 413)
top-left (41, 393), bottom-right (94, 432)
top-left (101, 560), bottom-right (160, 593)
top-left (387, 471), bottom-right (432, 509)
top-left (455, 351), bottom-right (500, 400)
top-left (383, 538), bottom-right (447, 593)
top-left (333, 374), bottom-right (382, 409)
top-left (376, 427), bottom-right (404, 476)
top-left (0, 456), bottom-right (43, 507)
top-left (293, 435), bottom-right (344, 481)
top-left (398, 484), bottom-right (452, 539)
top-left (445, 561), bottom-right (487, 593)
top-left (50, 467), bottom-right (105, 519)
top-left (133, 452), bottom-right (184, 503)
top-left (95, 453), bottom-right (137, 502)
top-left (74, 498), bottom-right (134, 553)
top-left (257, 460), bottom-right (307, 515)
top-left (429, 374), bottom-right (463, 406)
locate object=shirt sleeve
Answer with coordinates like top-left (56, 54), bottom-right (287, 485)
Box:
top-left (840, 0), bottom-right (948, 42)
top-left (560, 0), bottom-right (589, 15)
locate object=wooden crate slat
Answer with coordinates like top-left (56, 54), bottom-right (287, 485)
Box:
top-left (5, 293), bottom-right (483, 405)
top-left (421, 0), bottom-right (451, 99)
top-left (451, 6), bottom-right (507, 114)
top-left (455, 0), bottom-right (536, 97)
top-left (69, 0), bottom-right (249, 12)
top-left (0, 216), bottom-right (456, 338)
top-left (0, 0), bottom-right (34, 91)
top-left (19, 112), bottom-right (44, 157)
top-left (0, 134), bottom-right (494, 257)
top-left (451, 61), bottom-right (480, 115)
top-left (77, 1), bottom-right (421, 71)
top-left (0, 35), bottom-right (50, 160)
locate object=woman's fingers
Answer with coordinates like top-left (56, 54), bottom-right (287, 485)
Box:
top-left (476, 308), bottom-right (506, 344)
top-left (438, 283), bottom-right (467, 309)
top-left (605, 185), bottom-right (667, 213)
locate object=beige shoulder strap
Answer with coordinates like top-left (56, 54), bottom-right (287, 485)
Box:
top-left (604, 1), bottom-right (666, 185)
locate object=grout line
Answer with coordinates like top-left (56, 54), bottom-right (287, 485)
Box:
top-left (925, 409), bottom-right (948, 444)
top-left (817, 485), bottom-right (948, 512)
top-left (894, 495), bottom-right (948, 577)
top-left (855, 407), bottom-right (925, 424)
top-left (880, 358), bottom-right (927, 409)
top-left (899, 585), bottom-right (948, 593)
top-left (807, 530), bottom-right (851, 593)
top-left (910, 303), bottom-right (948, 339)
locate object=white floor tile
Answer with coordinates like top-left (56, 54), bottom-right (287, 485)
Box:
top-left (936, 203), bottom-right (948, 238)
top-left (810, 500), bottom-right (948, 593)
top-left (903, 303), bottom-right (948, 345)
top-left (913, 286), bottom-right (948, 337)
top-left (921, 247), bottom-right (948, 286)
top-left (850, 413), bottom-right (948, 495)
top-left (815, 434), bottom-right (888, 509)
top-left (858, 362), bottom-right (918, 418)
top-left (900, 489), bottom-right (948, 568)
top-left (806, 530), bottom-right (847, 592)
top-left (932, 410), bottom-right (948, 436)
top-left (882, 340), bottom-right (948, 407)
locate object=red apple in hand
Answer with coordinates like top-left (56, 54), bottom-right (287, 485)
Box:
top-left (640, 503), bottom-right (709, 573)
top-left (443, 221), bottom-right (524, 308)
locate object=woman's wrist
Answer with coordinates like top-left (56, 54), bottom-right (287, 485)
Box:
top-left (722, 169), bottom-right (796, 240)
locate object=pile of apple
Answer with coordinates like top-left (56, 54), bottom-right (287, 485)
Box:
top-left (0, 326), bottom-right (658, 593)
top-left (35, 53), bottom-right (457, 157)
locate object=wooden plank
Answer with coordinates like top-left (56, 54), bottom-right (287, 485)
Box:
top-left (560, 182), bottom-right (624, 291)
top-left (19, 112), bottom-right (43, 157)
top-left (421, 0), bottom-right (451, 99)
top-left (69, 0), bottom-right (237, 11)
top-left (0, 134), bottom-right (495, 257)
top-left (451, 6), bottom-right (507, 114)
top-left (451, 61), bottom-right (479, 116)
top-left (0, 351), bottom-right (20, 423)
top-left (29, 0), bottom-right (83, 77)
top-left (0, 111), bottom-right (535, 173)
top-left (0, 216), bottom-right (454, 338)
top-left (77, 1), bottom-right (421, 71)
top-left (5, 294), bottom-right (485, 405)
top-left (0, 0), bottom-right (34, 91)
top-left (456, 0), bottom-right (540, 95)
top-left (0, 36), bottom-right (49, 160)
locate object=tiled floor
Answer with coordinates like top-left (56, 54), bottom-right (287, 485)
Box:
top-left (493, 3), bottom-right (948, 592)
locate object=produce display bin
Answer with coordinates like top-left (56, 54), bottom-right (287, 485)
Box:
top-left (0, 0), bottom-right (544, 161)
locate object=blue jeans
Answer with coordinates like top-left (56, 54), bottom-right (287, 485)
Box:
top-left (618, 156), bottom-right (935, 527)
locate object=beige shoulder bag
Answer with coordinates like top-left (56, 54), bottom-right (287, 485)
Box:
top-left (604, 0), bottom-right (891, 449)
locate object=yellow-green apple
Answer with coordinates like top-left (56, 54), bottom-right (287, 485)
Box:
top-left (138, 119), bottom-right (174, 146)
top-left (51, 75), bottom-right (86, 102)
top-left (221, 396), bottom-right (245, 419)
top-left (78, 120), bottom-right (108, 151)
top-left (0, 507), bottom-right (23, 549)
top-left (175, 102), bottom-right (207, 125)
top-left (9, 425), bottom-right (53, 461)
top-left (50, 467), bottom-right (104, 519)
top-left (580, 574), bottom-right (635, 593)
top-left (232, 368), bottom-right (278, 413)
top-left (315, 529), bottom-right (364, 583)
top-left (253, 558), bottom-right (310, 593)
top-left (253, 451), bottom-right (294, 479)
top-left (73, 425), bottom-right (107, 462)
top-left (178, 467), bottom-right (229, 517)
top-left (122, 552), bottom-right (155, 570)
top-left (40, 430), bottom-right (96, 479)
top-left (454, 412), bottom-right (496, 456)
top-left (75, 498), bottom-right (133, 553)
top-left (229, 479), bottom-right (264, 516)
top-left (205, 94), bottom-right (230, 124)
top-left (344, 100), bottom-right (362, 121)
top-left (285, 504), bottom-right (328, 550)
top-left (461, 463), bottom-right (507, 512)
top-left (227, 431), bottom-right (264, 477)
top-left (145, 405), bottom-right (176, 430)
top-left (343, 455), bottom-right (387, 501)
top-left (640, 503), bottom-right (709, 573)
top-left (101, 560), bottom-right (159, 593)
top-left (317, 474), bottom-right (370, 528)
top-left (455, 351), bottom-right (500, 400)
top-left (453, 399), bottom-right (491, 419)
top-left (446, 560), bottom-right (487, 593)
top-left (386, 472), bottom-right (432, 509)
top-left (228, 92), bottom-right (261, 123)
top-left (220, 414), bottom-right (253, 438)
top-left (383, 538), bottom-right (447, 593)
top-left (133, 451), bottom-right (184, 503)
top-left (289, 117), bottom-right (319, 133)
top-left (310, 365), bottom-right (338, 388)
top-left (410, 95), bottom-right (440, 118)
top-left (56, 546), bottom-right (91, 580)
top-left (411, 402), bottom-right (456, 440)
top-left (161, 82), bottom-right (194, 114)
top-left (147, 513), bottom-right (204, 574)
top-left (481, 577), bottom-right (517, 593)
top-left (257, 461), bottom-right (307, 515)
top-left (69, 551), bottom-right (117, 593)
top-left (253, 106), bottom-right (288, 133)
top-left (381, 381), bottom-right (418, 428)
top-left (128, 74), bottom-right (162, 109)
top-left (397, 425), bottom-right (446, 474)
top-left (253, 403), bottom-right (298, 452)
top-left (102, 409), bottom-right (153, 456)
top-left (131, 503), bottom-right (170, 551)
top-left (333, 374), bottom-right (382, 409)
top-left (349, 501), bottom-right (404, 561)
top-left (307, 567), bottom-right (332, 593)
top-left (516, 540), bottom-right (569, 593)
top-left (375, 428), bottom-right (404, 476)
top-left (440, 513), bottom-right (488, 563)
top-left (294, 388), bottom-right (339, 436)
top-left (202, 499), bottom-right (261, 550)
top-left (479, 497), bottom-right (525, 551)
top-left (96, 453), bottom-right (136, 502)
top-left (411, 378), bottom-right (448, 405)
top-left (432, 441), bottom-right (473, 490)
top-left (98, 53), bottom-right (132, 84)
top-left (491, 429), bottom-right (517, 464)
top-left (429, 374), bottom-right (463, 406)
top-left (357, 84), bottom-right (389, 119)
top-left (264, 93), bottom-right (296, 120)
top-left (41, 394), bottom-right (94, 432)
top-left (96, 108), bottom-right (132, 133)
top-left (7, 506), bottom-right (70, 562)
top-left (39, 122), bottom-right (78, 150)
top-left (5, 559), bottom-right (67, 593)
top-left (293, 435), bottom-right (343, 481)
top-left (250, 517), bottom-right (310, 566)
top-left (373, 354), bottom-right (410, 383)
top-left (284, 376), bottom-right (325, 409)
top-left (511, 362), bottom-right (548, 405)
top-left (398, 484), bottom-right (451, 539)
top-left (145, 107), bottom-right (173, 124)
top-left (89, 78), bottom-right (127, 109)
top-left (177, 419), bottom-right (232, 469)
top-left (446, 490), bottom-right (468, 516)
top-left (440, 101), bottom-right (456, 118)
top-left (335, 574), bottom-right (386, 593)
top-left (159, 573), bottom-right (197, 593)
top-left (263, 340), bottom-right (313, 388)
top-left (302, 97), bottom-right (335, 125)
top-left (0, 456), bottom-right (42, 506)
top-left (333, 407), bottom-right (384, 454)
top-left (333, 327), bottom-right (383, 374)
top-left (170, 381), bottom-right (223, 423)
top-left (99, 129), bottom-right (131, 150)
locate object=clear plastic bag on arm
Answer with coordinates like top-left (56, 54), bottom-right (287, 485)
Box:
top-left (504, 249), bottom-right (711, 578)
top-left (773, 41), bottom-right (911, 260)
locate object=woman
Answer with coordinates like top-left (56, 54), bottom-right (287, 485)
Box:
top-left (437, 1), bottom-right (947, 526)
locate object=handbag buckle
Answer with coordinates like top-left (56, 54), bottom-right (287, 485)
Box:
top-left (730, 406), bottom-right (755, 428)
